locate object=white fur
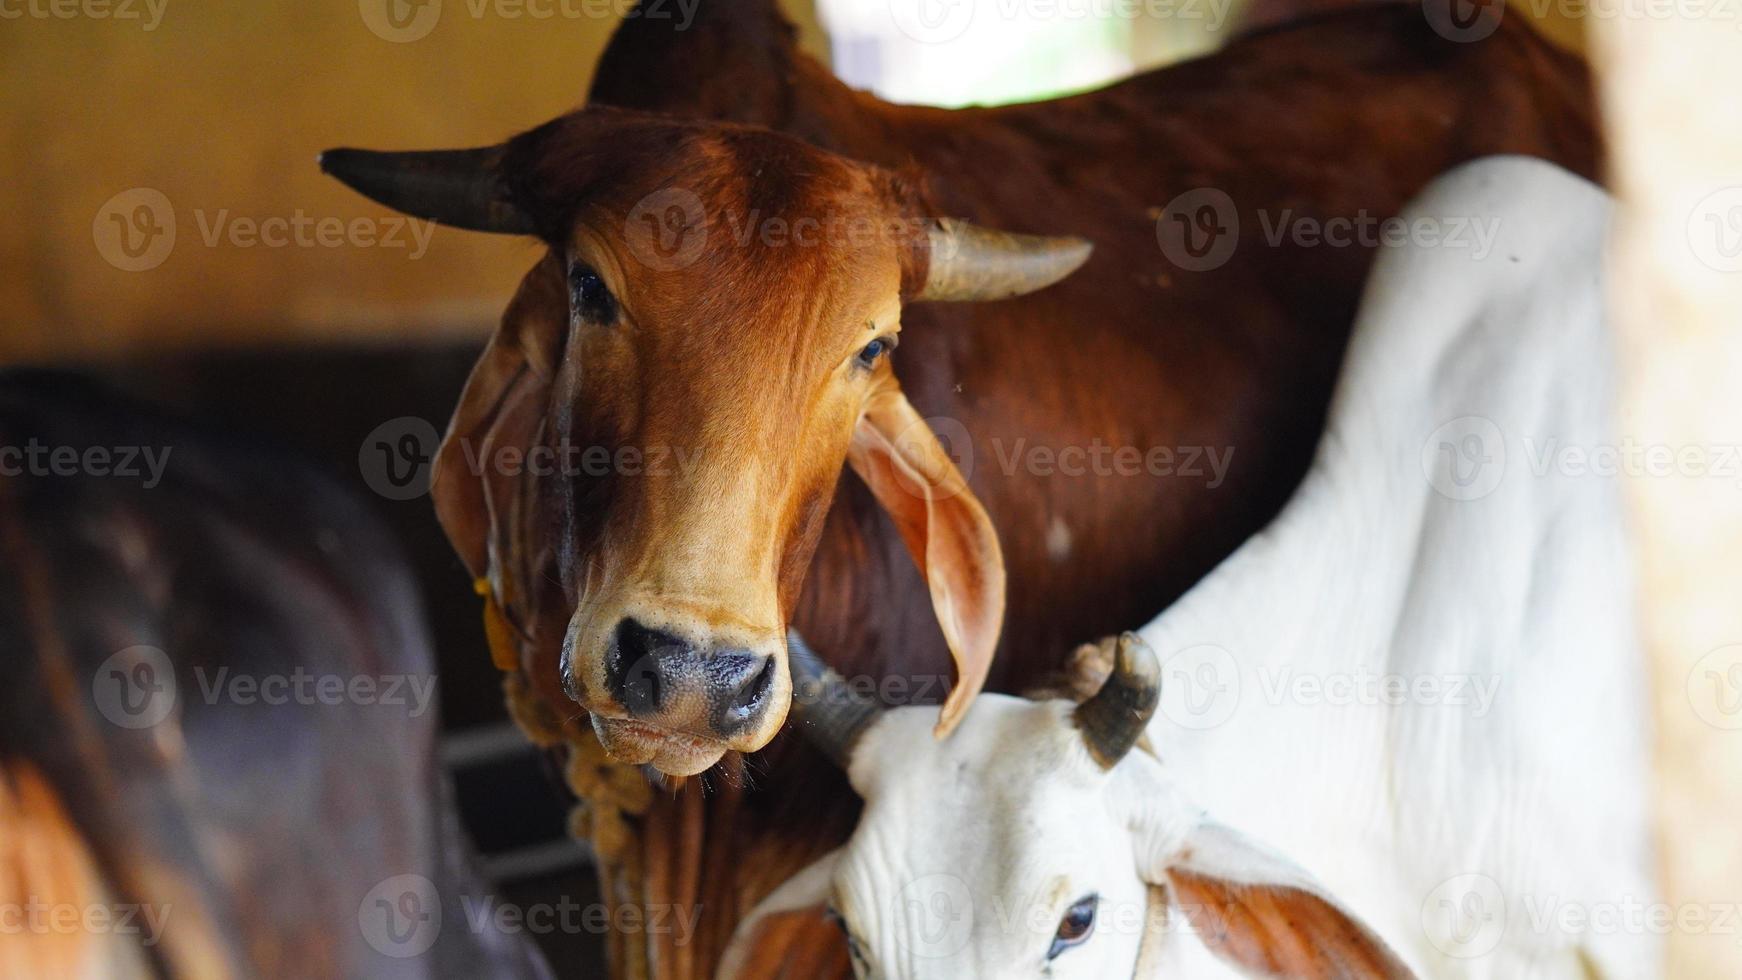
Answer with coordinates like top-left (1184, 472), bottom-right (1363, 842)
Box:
top-left (725, 157), bottom-right (1658, 979)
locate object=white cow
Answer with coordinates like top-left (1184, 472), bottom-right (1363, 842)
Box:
top-left (722, 157), bottom-right (1659, 980)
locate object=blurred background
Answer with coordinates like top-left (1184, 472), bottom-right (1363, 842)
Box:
top-left (0, 0), bottom-right (1586, 363)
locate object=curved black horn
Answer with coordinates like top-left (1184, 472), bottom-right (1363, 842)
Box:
top-left (318, 145), bottom-right (536, 235)
top-left (787, 630), bottom-right (884, 770)
top-left (1074, 632), bottom-right (1161, 770)
top-left (915, 218), bottom-right (1093, 302)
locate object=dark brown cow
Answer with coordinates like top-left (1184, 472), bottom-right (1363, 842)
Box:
top-left (0, 372), bottom-right (550, 979)
top-left (322, 2), bottom-right (1597, 975)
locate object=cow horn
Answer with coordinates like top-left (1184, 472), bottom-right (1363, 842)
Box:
top-left (787, 630), bottom-right (884, 770)
top-left (916, 218), bottom-right (1093, 302)
top-left (318, 145), bottom-right (537, 235)
top-left (1074, 632), bottom-right (1161, 770)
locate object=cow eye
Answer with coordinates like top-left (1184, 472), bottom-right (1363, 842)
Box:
top-left (1047, 895), bottom-right (1098, 960)
top-left (856, 336), bottom-right (894, 368)
top-left (569, 265), bottom-right (617, 324)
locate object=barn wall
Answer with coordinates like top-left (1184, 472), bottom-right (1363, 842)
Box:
top-left (1594, 11), bottom-right (1742, 979)
top-left (0, 0), bottom-right (826, 365)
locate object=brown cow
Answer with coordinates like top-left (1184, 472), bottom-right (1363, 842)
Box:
top-left (0, 371), bottom-right (551, 980)
top-left (322, 2), bottom-right (1597, 975)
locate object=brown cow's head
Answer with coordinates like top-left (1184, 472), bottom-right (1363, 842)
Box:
top-left (322, 107), bottom-right (1089, 775)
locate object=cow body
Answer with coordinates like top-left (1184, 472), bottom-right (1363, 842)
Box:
top-left (1135, 155), bottom-right (1656, 977)
top-left (567, 5), bottom-right (1604, 975)
top-left (0, 373), bottom-right (550, 979)
top-left (752, 157), bottom-right (1656, 979)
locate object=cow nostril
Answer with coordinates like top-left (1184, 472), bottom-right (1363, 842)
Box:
top-left (609, 618), bottom-right (681, 718)
top-left (718, 655), bottom-right (777, 731)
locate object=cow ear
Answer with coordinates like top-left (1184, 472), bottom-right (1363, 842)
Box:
top-left (846, 383), bottom-right (1005, 738)
top-left (1129, 803), bottom-right (1415, 979)
top-left (715, 850), bottom-right (845, 980)
top-left (432, 254), bottom-right (565, 610)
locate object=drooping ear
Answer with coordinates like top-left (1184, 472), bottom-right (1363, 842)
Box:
top-left (845, 383), bottom-right (1005, 738)
top-left (1123, 778), bottom-right (1415, 979)
top-left (432, 253), bottom-right (566, 621)
top-left (715, 850), bottom-right (845, 980)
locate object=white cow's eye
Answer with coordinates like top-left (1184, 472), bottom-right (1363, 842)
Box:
top-left (1047, 895), bottom-right (1099, 960)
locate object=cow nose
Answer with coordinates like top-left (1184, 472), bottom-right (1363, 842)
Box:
top-left (605, 618), bottom-right (777, 740)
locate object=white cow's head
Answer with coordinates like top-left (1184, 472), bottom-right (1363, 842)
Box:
top-left (721, 633), bottom-right (1413, 980)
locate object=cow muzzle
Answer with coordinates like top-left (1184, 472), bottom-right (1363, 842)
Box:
top-left (567, 614), bottom-right (789, 775)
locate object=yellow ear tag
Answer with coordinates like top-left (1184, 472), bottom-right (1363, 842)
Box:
top-left (476, 577), bottom-right (520, 672)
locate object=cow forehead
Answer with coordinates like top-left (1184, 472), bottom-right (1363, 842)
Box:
top-left (849, 698), bottom-right (1090, 793)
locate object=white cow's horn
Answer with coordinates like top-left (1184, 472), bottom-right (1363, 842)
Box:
top-left (787, 630), bottom-right (884, 770)
top-left (1073, 632), bottom-right (1161, 770)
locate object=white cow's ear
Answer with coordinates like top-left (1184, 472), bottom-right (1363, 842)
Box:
top-left (715, 849), bottom-right (844, 980)
top-left (1131, 808), bottom-right (1415, 979)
